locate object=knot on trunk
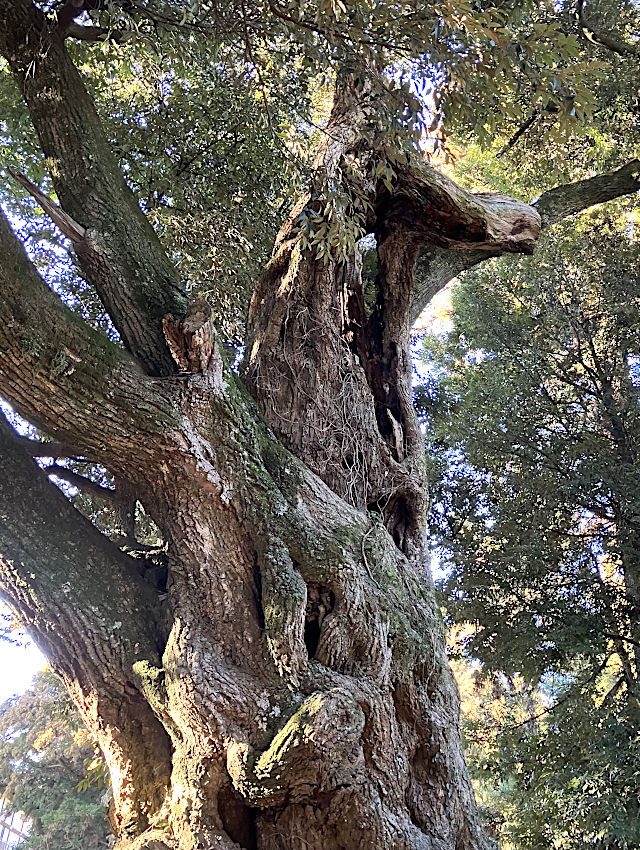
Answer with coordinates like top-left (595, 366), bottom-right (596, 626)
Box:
top-left (163, 297), bottom-right (217, 373)
top-left (226, 688), bottom-right (365, 808)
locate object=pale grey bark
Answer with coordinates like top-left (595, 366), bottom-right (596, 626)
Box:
top-left (411, 159), bottom-right (640, 324)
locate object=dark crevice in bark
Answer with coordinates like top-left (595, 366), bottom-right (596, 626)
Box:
top-left (252, 554), bottom-right (266, 634)
top-left (218, 784), bottom-right (258, 850)
top-left (304, 582), bottom-right (336, 659)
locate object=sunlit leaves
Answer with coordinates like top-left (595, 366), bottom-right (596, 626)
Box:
top-left (0, 671), bottom-right (110, 850)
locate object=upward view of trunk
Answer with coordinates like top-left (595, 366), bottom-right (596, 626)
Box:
top-left (0, 4), bottom-right (638, 850)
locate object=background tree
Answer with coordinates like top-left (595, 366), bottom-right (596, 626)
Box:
top-left (424, 201), bottom-right (640, 847)
top-left (0, 2), bottom-right (639, 849)
top-left (0, 670), bottom-right (111, 850)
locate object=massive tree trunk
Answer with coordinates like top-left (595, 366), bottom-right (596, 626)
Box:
top-left (0, 4), bottom-right (638, 850)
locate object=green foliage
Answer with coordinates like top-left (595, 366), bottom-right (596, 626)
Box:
top-left (2, 0), bottom-right (623, 330)
top-left (421, 199), bottom-right (640, 847)
top-left (0, 670), bottom-right (110, 850)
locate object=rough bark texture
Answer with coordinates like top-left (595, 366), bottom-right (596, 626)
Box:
top-left (411, 159), bottom-right (640, 323)
top-left (0, 5), bottom-right (639, 850)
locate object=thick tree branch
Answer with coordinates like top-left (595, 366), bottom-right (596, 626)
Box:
top-left (533, 159), bottom-right (640, 227)
top-left (65, 22), bottom-right (130, 43)
top-left (411, 159), bottom-right (640, 323)
top-left (389, 164), bottom-right (541, 254)
top-left (0, 413), bottom-right (172, 831)
top-left (0, 0), bottom-right (188, 376)
top-left (576, 0), bottom-right (639, 57)
top-left (0, 415), bottom-right (160, 675)
top-left (0, 207), bottom-right (177, 470)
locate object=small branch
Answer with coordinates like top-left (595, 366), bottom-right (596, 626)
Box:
top-left (497, 110), bottom-right (541, 158)
top-left (65, 22), bottom-right (130, 44)
top-left (44, 463), bottom-right (117, 502)
top-left (8, 168), bottom-right (86, 243)
top-left (507, 656), bottom-right (610, 730)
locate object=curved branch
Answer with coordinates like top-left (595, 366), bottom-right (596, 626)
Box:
top-left (0, 207), bottom-right (176, 469)
top-left (576, 0), bottom-right (639, 57)
top-left (411, 159), bottom-right (640, 323)
top-left (0, 0), bottom-right (188, 376)
top-left (533, 159), bottom-right (640, 227)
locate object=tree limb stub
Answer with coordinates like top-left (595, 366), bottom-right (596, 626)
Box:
top-left (226, 689), bottom-right (366, 808)
top-left (162, 297), bottom-right (217, 374)
top-left (411, 159), bottom-right (640, 323)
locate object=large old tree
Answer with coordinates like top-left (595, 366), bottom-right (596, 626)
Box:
top-left (0, 2), bottom-right (638, 849)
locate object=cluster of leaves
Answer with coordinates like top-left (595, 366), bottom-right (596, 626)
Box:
top-left (452, 641), bottom-right (640, 849)
top-left (0, 671), bottom-right (110, 850)
top-left (3, 0), bottom-right (618, 318)
top-left (420, 199), bottom-right (640, 846)
top-left (450, 0), bottom-right (640, 180)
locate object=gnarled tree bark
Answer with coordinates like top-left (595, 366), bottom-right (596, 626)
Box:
top-left (0, 4), bottom-right (639, 850)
